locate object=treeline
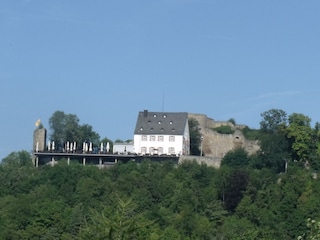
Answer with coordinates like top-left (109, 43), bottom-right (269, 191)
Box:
top-left (0, 151), bottom-right (320, 239)
top-left (2, 108), bottom-right (320, 239)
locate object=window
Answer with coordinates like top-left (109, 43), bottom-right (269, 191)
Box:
top-left (141, 147), bottom-right (147, 154)
top-left (163, 114), bottom-right (167, 118)
top-left (150, 135), bottom-right (156, 141)
top-left (149, 147), bottom-right (154, 154)
top-left (169, 147), bottom-right (175, 154)
top-left (169, 136), bottom-right (175, 142)
top-left (153, 114), bottom-right (157, 117)
top-left (158, 147), bottom-right (163, 154)
top-left (158, 136), bottom-right (164, 141)
top-left (141, 135), bottom-right (147, 141)
top-left (169, 121), bottom-right (173, 124)
top-left (158, 121), bottom-right (162, 124)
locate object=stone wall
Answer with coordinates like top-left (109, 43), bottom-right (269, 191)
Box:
top-left (33, 128), bottom-right (47, 152)
top-left (188, 113), bottom-right (260, 164)
top-left (179, 156), bottom-right (221, 168)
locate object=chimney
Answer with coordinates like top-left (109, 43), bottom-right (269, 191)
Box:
top-left (143, 110), bottom-right (148, 118)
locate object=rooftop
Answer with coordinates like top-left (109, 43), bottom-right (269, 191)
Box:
top-left (134, 110), bottom-right (188, 135)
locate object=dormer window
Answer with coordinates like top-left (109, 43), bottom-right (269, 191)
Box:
top-left (140, 127), bottom-right (143, 131)
top-left (148, 121), bottom-right (151, 124)
top-left (153, 114), bottom-right (157, 117)
top-left (158, 121), bottom-right (162, 124)
top-left (172, 128), bottom-right (175, 132)
top-left (163, 114), bottom-right (167, 118)
top-left (169, 121), bottom-right (173, 124)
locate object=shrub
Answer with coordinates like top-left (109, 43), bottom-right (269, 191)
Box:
top-left (241, 127), bottom-right (261, 140)
top-left (212, 125), bottom-right (235, 134)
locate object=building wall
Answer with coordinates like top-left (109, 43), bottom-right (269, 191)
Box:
top-left (33, 128), bottom-right (47, 152)
top-left (134, 134), bottom-right (185, 155)
top-left (182, 121), bottom-right (190, 155)
top-left (113, 143), bottom-right (134, 154)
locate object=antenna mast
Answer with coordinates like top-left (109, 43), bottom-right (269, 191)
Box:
top-left (162, 92), bottom-right (165, 112)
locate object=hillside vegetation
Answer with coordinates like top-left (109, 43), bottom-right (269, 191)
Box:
top-left (0, 151), bottom-right (320, 239)
top-left (2, 108), bottom-right (320, 239)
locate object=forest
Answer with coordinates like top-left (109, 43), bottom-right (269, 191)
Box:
top-left (1, 108), bottom-right (320, 239)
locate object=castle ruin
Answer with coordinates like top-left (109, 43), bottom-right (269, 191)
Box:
top-left (188, 113), bottom-right (260, 159)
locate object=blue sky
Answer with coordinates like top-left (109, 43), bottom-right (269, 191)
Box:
top-left (1, 0), bottom-right (320, 159)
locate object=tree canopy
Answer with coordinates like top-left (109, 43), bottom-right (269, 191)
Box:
top-left (2, 108), bottom-right (320, 238)
top-left (49, 110), bottom-right (100, 150)
top-left (189, 118), bottom-right (202, 155)
top-left (0, 152), bottom-right (320, 239)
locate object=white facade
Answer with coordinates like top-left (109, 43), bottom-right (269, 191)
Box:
top-left (133, 111), bottom-right (190, 156)
top-left (134, 134), bottom-right (185, 156)
top-left (113, 143), bottom-right (134, 154)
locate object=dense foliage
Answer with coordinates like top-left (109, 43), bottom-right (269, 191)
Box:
top-left (49, 111), bottom-right (101, 151)
top-left (1, 149), bottom-right (320, 239)
top-left (241, 126), bottom-right (260, 140)
top-left (3, 108), bottom-right (320, 239)
top-left (189, 118), bottom-right (202, 155)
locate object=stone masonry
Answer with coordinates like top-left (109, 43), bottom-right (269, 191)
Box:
top-left (33, 128), bottom-right (47, 152)
top-left (188, 113), bottom-right (260, 161)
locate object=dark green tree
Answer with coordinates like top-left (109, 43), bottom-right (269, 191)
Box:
top-left (2, 150), bottom-right (33, 167)
top-left (189, 118), bottom-right (201, 155)
top-left (260, 109), bottom-right (287, 133)
top-left (78, 124), bottom-right (100, 146)
top-left (49, 110), bottom-right (100, 150)
top-left (287, 113), bottom-right (313, 162)
top-left (257, 109), bottom-right (290, 172)
top-left (221, 148), bottom-right (249, 168)
top-left (309, 122), bottom-right (320, 170)
top-left (80, 195), bottom-right (155, 240)
top-left (49, 111), bottom-right (79, 148)
top-left (221, 169), bottom-right (249, 212)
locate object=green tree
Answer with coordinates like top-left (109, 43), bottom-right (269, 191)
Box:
top-left (189, 118), bottom-right (201, 155)
top-left (257, 109), bottom-right (290, 172)
top-left (78, 124), bottom-right (100, 146)
top-left (221, 148), bottom-right (249, 168)
top-left (49, 110), bottom-right (100, 150)
top-left (310, 122), bottom-right (320, 170)
top-left (0, 151), bottom-right (35, 196)
top-left (228, 118), bottom-right (236, 126)
top-left (80, 195), bottom-right (155, 239)
top-left (49, 111), bottom-right (80, 148)
top-left (222, 169), bottom-right (249, 212)
top-left (2, 150), bottom-right (33, 167)
top-left (256, 132), bottom-right (290, 172)
top-left (260, 109), bottom-right (287, 133)
top-left (287, 113), bottom-right (313, 162)
top-left (221, 216), bottom-right (260, 240)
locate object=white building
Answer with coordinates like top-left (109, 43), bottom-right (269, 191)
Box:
top-left (113, 142), bottom-right (134, 154)
top-left (133, 110), bottom-right (190, 156)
